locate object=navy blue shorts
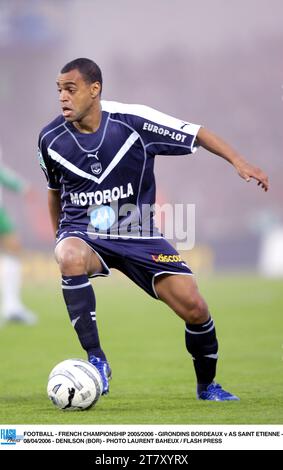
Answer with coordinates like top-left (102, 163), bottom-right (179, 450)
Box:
top-left (56, 230), bottom-right (193, 298)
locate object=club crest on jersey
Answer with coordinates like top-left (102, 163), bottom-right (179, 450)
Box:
top-left (91, 162), bottom-right (102, 175)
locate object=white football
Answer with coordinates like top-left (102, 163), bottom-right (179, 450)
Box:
top-left (47, 358), bottom-right (103, 411)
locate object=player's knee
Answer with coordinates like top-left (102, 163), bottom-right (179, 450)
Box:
top-left (178, 295), bottom-right (209, 324)
top-left (56, 247), bottom-right (87, 275)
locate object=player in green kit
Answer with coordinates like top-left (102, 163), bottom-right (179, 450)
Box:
top-left (0, 157), bottom-right (37, 325)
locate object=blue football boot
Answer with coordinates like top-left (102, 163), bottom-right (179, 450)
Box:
top-left (197, 383), bottom-right (240, 401)
top-left (89, 355), bottom-right (112, 395)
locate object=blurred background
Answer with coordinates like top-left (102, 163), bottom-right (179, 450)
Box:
top-left (0, 0), bottom-right (282, 275)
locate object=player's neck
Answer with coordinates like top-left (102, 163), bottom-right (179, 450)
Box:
top-left (73, 102), bottom-right (102, 134)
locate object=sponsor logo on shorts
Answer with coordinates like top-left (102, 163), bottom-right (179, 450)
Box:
top-left (151, 254), bottom-right (182, 263)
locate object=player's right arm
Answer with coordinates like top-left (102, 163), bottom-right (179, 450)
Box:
top-left (48, 189), bottom-right (61, 236)
top-left (38, 133), bottom-right (61, 237)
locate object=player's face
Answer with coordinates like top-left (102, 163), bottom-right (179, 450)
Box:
top-left (56, 69), bottom-right (99, 122)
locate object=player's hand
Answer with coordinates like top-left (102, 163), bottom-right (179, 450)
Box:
top-left (235, 161), bottom-right (269, 192)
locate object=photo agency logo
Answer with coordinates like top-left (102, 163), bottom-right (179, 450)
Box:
top-left (0, 428), bottom-right (24, 446)
top-left (87, 201), bottom-right (196, 250)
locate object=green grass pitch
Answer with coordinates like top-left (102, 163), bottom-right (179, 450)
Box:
top-left (0, 274), bottom-right (282, 424)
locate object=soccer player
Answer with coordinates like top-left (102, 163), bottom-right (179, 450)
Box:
top-left (38, 58), bottom-right (268, 400)
top-left (0, 157), bottom-right (37, 325)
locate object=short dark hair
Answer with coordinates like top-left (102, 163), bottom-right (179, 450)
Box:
top-left (61, 58), bottom-right (103, 94)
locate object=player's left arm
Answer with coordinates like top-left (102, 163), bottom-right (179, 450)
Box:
top-left (196, 127), bottom-right (269, 191)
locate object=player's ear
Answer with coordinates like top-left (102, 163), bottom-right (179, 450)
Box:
top-left (90, 81), bottom-right (101, 98)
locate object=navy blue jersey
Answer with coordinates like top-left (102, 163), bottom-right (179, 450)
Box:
top-left (38, 101), bottom-right (201, 237)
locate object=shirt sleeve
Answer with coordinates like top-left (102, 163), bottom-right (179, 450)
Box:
top-left (126, 104), bottom-right (201, 156)
top-left (38, 135), bottom-right (61, 190)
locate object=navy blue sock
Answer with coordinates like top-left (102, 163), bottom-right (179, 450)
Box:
top-left (62, 274), bottom-right (106, 361)
top-left (185, 316), bottom-right (218, 393)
